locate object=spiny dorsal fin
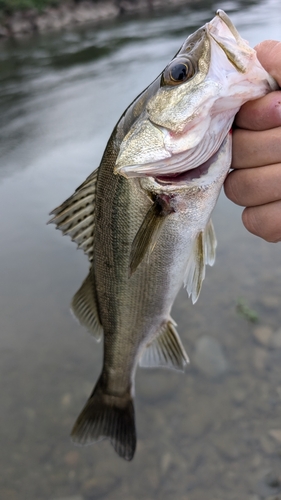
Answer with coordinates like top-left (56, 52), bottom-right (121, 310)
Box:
top-left (129, 195), bottom-right (174, 275)
top-left (71, 272), bottom-right (103, 341)
top-left (48, 168), bottom-right (99, 262)
top-left (184, 219), bottom-right (217, 304)
top-left (139, 320), bottom-right (189, 372)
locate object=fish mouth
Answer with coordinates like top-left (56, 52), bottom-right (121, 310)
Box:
top-left (155, 160), bottom-right (211, 185)
top-left (154, 132), bottom-right (232, 188)
top-left (154, 147), bottom-right (221, 186)
top-left (212, 10), bottom-right (243, 42)
top-left (208, 10), bottom-right (247, 73)
top-left (116, 119), bottom-right (232, 181)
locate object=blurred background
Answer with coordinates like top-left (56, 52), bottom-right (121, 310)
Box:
top-left (0, 0), bottom-right (281, 499)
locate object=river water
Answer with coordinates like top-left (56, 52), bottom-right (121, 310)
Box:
top-left (0, 1), bottom-right (281, 499)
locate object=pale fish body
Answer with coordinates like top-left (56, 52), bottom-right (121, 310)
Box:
top-left (50, 10), bottom-right (277, 460)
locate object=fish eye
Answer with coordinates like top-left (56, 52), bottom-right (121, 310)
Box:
top-left (162, 58), bottom-right (196, 86)
top-left (171, 63), bottom-right (189, 81)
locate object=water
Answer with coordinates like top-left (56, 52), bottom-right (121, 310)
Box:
top-left (0, 0), bottom-right (281, 498)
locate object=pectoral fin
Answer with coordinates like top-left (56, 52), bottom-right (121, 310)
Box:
top-left (184, 219), bottom-right (217, 304)
top-left (204, 218), bottom-right (217, 266)
top-left (139, 320), bottom-right (189, 372)
top-left (129, 195), bottom-right (174, 275)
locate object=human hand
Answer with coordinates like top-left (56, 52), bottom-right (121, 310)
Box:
top-left (224, 41), bottom-right (281, 242)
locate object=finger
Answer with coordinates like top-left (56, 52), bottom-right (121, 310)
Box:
top-left (255, 40), bottom-right (281, 87)
top-left (235, 91), bottom-right (281, 130)
top-left (224, 163), bottom-right (281, 207)
top-left (242, 201), bottom-right (281, 242)
top-left (231, 127), bottom-right (281, 169)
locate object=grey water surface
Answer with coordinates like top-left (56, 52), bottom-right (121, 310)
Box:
top-left (1, 0), bottom-right (281, 499)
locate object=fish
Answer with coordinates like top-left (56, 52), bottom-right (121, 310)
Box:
top-left (49, 10), bottom-right (277, 461)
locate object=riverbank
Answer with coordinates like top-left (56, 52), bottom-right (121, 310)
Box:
top-left (0, 0), bottom-right (192, 37)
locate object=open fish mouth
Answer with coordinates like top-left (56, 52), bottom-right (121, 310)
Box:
top-left (154, 133), bottom-right (232, 187)
top-left (155, 151), bottom-right (221, 185)
top-left (118, 120), bottom-right (231, 180)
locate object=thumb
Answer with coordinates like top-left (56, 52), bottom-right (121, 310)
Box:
top-left (255, 40), bottom-right (281, 86)
top-left (234, 41), bottom-right (281, 130)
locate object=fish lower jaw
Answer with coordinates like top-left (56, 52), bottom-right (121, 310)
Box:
top-left (117, 145), bottom-right (223, 186)
top-left (132, 142), bottom-right (231, 198)
top-left (154, 133), bottom-right (232, 188)
top-left (155, 159), bottom-right (212, 186)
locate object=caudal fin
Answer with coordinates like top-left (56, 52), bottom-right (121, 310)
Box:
top-left (71, 378), bottom-right (136, 461)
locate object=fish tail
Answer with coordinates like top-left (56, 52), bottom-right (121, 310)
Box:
top-left (71, 377), bottom-right (136, 461)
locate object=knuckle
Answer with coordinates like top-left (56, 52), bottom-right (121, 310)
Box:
top-left (224, 171), bottom-right (244, 205)
top-left (242, 206), bottom-right (281, 243)
top-left (242, 207), bottom-right (261, 236)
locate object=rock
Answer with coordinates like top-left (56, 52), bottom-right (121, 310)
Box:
top-left (232, 388), bottom-right (247, 405)
top-left (261, 295), bottom-right (280, 309)
top-left (63, 450), bottom-right (80, 466)
top-left (73, 3), bottom-right (95, 24)
top-left (23, 407), bottom-right (36, 420)
top-left (0, 490), bottom-right (18, 500)
top-left (256, 470), bottom-right (281, 497)
top-left (264, 471), bottom-right (281, 489)
top-left (137, 370), bottom-right (180, 403)
top-left (0, 0), bottom-right (205, 38)
top-left (8, 17), bottom-right (34, 35)
top-left (277, 386), bottom-right (281, 399)
top-left (0, 25), bottom-right (9, 37)
top-left (270, 328), bottom-right (281, 349)
top-left (161, 452), bottom-right (172, 474)
top-left (52, 496), bottom-right (84, 500)
top-left (193, 336), bottom-right (228, 377)
top-left (251, 454), bottom-right (262, 469)
top-left (214, 432), bottom-right (240, 460)
top-left (253, 347), bottom-right (268, 370)
top-left (268, 429), bottom-right (281, 444)
top-left (61, 393), bottom-right (72, 408)
top-left (260, 434), bottom-right (276, 455)
top-left (82, 475), bottom-right (120, 499)
top-left (252, 325), bottom-right (273, 346)
top-left (52, 497), bottom-right (84, 500)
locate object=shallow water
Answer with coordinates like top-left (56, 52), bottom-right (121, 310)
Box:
top-left (0, 0), bottom-right (281, 499)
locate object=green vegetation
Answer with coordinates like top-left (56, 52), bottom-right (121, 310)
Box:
top-left (236, 297), bottom-right (259, 323)
top-left (0, 0), bottom-right (57, 13)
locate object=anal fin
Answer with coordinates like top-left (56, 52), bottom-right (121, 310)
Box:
top-left (71, 272), bottom-right (103, 341)
top-left (139, 320), bottom-right (189, 372)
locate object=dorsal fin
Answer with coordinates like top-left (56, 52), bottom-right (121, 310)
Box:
top-left (71, 272), bottom-right (103, 341)
top-left (139, 320), bottom-right (189, 372)
top-left (184, 219), bottom-right (217, 304)
top-left (48, 168), bottom-right (99, 262)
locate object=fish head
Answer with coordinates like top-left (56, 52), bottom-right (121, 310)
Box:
top-left (114, 10), bottom-right (277, 181)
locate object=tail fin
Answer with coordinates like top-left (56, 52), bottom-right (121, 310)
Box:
top-left (71, 377), bottom-right (136, 461)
